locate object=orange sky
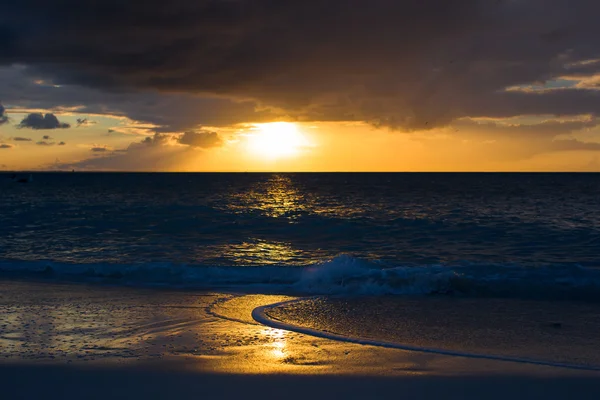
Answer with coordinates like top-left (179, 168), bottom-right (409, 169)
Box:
top-left (2, 2), bottom-right (600, 171)
top-left (1, 111), bottom-right (599, 172)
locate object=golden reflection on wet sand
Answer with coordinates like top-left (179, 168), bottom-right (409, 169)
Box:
top-left (3, 281), bottom-right (592, 379)
top-left (262, 328), bottom-right (289, 359)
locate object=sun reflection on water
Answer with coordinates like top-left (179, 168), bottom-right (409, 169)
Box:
top-left (226, 174), bottom-right (311, 219)
top-left (220, 240), bottom-right (304, 265)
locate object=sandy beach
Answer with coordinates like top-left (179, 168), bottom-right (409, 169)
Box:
top-left (263, 296), bottom-right (600, 368)
top-left (2, 280), bottom-right (600, 399)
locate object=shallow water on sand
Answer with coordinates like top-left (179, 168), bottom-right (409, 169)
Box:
top-left (266, 296), bottom-right (600, 368)
top-left (6, 280), bottom-right (600, 400)
top-left (4, 280), bottom-right (596, 376)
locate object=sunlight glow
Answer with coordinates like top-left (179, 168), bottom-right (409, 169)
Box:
top-left (261, 328), bottom-right (288, 360)
top-left (247, 122), bottom-right (309, 159)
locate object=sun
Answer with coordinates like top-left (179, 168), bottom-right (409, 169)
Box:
top-left (247, 122), bottom-right (308, 159)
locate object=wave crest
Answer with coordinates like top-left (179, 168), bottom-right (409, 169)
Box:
top-left (2, 255), bottom-right (600, 301)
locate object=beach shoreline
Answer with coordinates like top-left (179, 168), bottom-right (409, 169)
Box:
top-left (2, 280), bottom-right (600, 399)
top-left (260, 296), bottom-right (600, 370)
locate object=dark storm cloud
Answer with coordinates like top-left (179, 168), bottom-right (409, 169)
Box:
top-left (0, 144), bottom-right (13, 149)
top-left (18, 113), bottom-right (70, 129)
top-left (0, 65), bottom-right (273, 130)
top-left (91, 147), bottom-right (108, 152)
top-left (12, 137), bottom-right (32, 141)
top-left (178, 131), bottom-right (222, 148)
top-left (42, 135), bottom-right (52, 140)
top-left (2, 1), bottom-right (600, 129)
top-left (58, 141), bottom-right (66, 145)
top-left (0, 103), bottom-right (8, 125)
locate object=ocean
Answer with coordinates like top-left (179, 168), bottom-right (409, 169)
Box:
top-left (1, 172), bottom-right (600, 299)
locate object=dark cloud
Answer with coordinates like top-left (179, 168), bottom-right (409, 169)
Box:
top-left (0, 143), bottom-right (13, 149)
top-left (91, 146), bottom-right (108, 152)
top-left (0, 66), bottom-right (274, 131)
top-left (76, 118), bottom-right (96, 127)
top-left (18, 113), bottom-right (70, 129)
top-left (36, 140), bottom-right (55, 146)
top-left (42, 135), bottom-right (52, 140)
top-left (178, 130), bottom-right (222, 148)
top-left (0, 103), bottom-right (8, 125)
top-left (2, 1), bottom-right (600, 129)
top-left (137, 133), bottom-right (172, 147)
top-left (58, 141), bottom-right (66, 145)
top-left (12, 137), bottom-right (32, 141)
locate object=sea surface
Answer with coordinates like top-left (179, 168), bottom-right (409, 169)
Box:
top-left (1, 172), bottom-right (600, 299)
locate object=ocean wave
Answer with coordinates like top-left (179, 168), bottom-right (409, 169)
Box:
top-left (1, 255), bottom-right (600, 301)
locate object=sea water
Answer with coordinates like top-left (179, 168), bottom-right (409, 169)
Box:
top-left (1, 172), bottom-right (600, 299)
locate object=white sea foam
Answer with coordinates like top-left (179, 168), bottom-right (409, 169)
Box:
top-left (2, 255), bottom-right (600, 300)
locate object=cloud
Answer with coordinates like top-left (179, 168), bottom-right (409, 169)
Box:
top-left (53, 131), bottom-right (224, 171)
top-left (55, 134), bottom-right (189, 171)
top-left (58, 141), bottom-right (66, 145)
top-left (76, 118), bottom-right (96, 127)
top-left (36, 140), bottom-right (55, 146)
top-left (42, 135), bottom-right (52, 140)
top-left (0, 104), bottom-right (8, 125)
top-left (547, 139), bottom-right (600, 152)
top-left (453, 117), bottom-right (600, 139)
top-left (0, 144), bottom-right (13, 149)
top-left (12, 137), bottom-right (32, 141)
top-left (18, 113), bottom-right (70, 129)
top-left (135, 133), bottom-right (173, 147)
top-left (411, 114), bottom-right (600, 161)
top-left (0, 65), bottom-right (273, 132)
top-left (2, 1), bottom-right (600, 130)
top-left (178, 130), bottom-right (222, 148)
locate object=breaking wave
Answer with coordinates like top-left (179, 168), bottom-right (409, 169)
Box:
top-left (2, 255), bottom-right (600, 301)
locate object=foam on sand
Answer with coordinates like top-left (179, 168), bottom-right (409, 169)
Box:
top-left (253, 297), bottom-right (600, 372)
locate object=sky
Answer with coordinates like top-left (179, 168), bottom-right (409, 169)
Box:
top-left (1, 0), bottom-right (600, 172)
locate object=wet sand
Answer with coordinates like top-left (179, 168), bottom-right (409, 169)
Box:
top-left (265, 296), bottom-right (600, 367)
top-left (2, 280), bottom-right (600, 399)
